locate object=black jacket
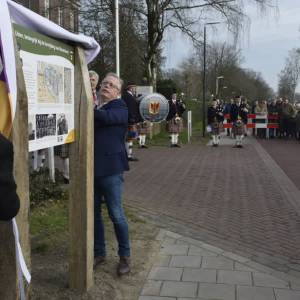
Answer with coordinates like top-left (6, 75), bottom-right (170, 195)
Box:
top-left (122, 90), bottom-right (142, 124)
top-left (207, 106), bottom-right (224, 124)
top-left (230, 104), bottom-right (248, 124)
top-left (166, 100), bottom-right (186, 121)
top-left (0, 133), bottom-right (20, 221)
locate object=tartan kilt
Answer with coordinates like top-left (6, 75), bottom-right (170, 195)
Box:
top-left (126, 124), bottom-right (138, 141)
top-left (54, 144), bottom-right (69, 158)
top-left (232, 121), bottom-right (245, 136)
top-left (137, 122), bottom-right (150, 135)
top-left (211, 122), bottom-right (223, 135)
top-left (167, 118), bottom-right (184, 134)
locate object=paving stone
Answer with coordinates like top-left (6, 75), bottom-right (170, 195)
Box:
top-left (141, 280), bottom-right (162, 296)
top-left (179, 298), bottom-right (220, 300)
top-left (178, 237), bottom-right (204, 247)
top-left (170, 255), bottom-right (202, 268)
top-left (165, 231), bottom-right (182, 239)
top-left (198, 283), bottom-right (235, 300)
top-left (161, 237), bottom-right (177, 246)
top-left (188, 245), bottom-right (218, 257)
top-left (176, 239), bottom-right (190, 245)
top-left (160, 281), bottom-right (198, 298)
top-left (182, 268), bottom-right (216, 283)
top-left (153, 255), bottom-right (171, 267)
top-left (237, 286), bottom-right (275, 300)
top-left (235, 262), bottom-right (256, 272)
top-left (155, 229), bottom-right (167, 241)
top-left (218, 270), bottom-right (252, 285)
top-left (222, 252), bottom-right (250, 263)
top-left (200, 243), bottom-right (224, 254)
top-left (202, 257), bottom-right (234, 270)
top-left (160, 244), bottom-right (189, 255)
top-left (274, 289), bottom-right (300, 300)
top-left (253, 272), bottom-right (289, 288)
top-left (290, 280), bottom-right (300, 291)
top-left (148, 267), bottom-right (182, 281)
top-left (139, 297), bottom-right (176, 300)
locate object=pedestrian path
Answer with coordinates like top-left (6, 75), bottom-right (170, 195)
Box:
top-left (125, 134), bottom-right (300, 287)
top-left (138, 229), bottom-right (300, 300)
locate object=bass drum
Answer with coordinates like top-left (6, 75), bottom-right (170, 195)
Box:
top-left (138, 93), bottom-right (169, 123)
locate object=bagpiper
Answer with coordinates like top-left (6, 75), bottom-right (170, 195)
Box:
top-left (137, 120), bottom-right (151, 148)
top-left (230, 96), bottom-right (248, 148)
top-left (207, 99), bottom-right (224, 147)
top-left (166, 93), bottom-right (186, 147)
top-left (122, 82), bottom-right (141, 161)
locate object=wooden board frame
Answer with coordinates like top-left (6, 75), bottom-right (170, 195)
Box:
top-left (0, 34), bottom-right (94, 297)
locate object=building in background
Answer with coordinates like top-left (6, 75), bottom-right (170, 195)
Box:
top-left (15, 0), bottom-right (80, 33)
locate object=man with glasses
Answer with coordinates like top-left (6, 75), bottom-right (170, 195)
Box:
top-left (94, 73), bottom-right (131, 276)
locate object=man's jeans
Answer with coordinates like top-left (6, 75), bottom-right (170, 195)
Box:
top-left (94, 173), bottom-right (130, 258)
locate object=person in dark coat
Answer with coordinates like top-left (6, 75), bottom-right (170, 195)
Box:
top-left (166, 93), bottom-right (186, 147)
top-left (207, 99), bottom-right (224, 146)
top-left (0, 133), bottom-right (20, 221)
top-left (122, 82), bottom-right (141, 161)
top-left (94, 72), bottom-right (131, 276)
top-left (230, 96), bottom-right (248, 148)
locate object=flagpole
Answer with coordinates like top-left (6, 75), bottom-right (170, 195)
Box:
top-left (115, 0), bottom-right (120, 76)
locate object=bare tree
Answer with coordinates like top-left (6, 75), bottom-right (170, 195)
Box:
top-left (278, 48), bottom-right (300, 101)
top-left (125, 0), bottom-right (277, 90)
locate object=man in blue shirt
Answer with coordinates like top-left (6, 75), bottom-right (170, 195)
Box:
top-left (94, 72), bottom-right (131, 276)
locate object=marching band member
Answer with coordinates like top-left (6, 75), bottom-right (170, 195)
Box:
top-left (166, 93), bottom-right (186, 147)
top-left (207, 99), bottom-right (224, 147)
top-left (122, 82), bottom-right (141, 161)
top-left (230, 96), bottom-right (248, 148)
top-left (137, 120), bottom-right (150, 148)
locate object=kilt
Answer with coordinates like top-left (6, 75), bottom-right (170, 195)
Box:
top-left (137, 121), bottom-right (150, 135)
top-left (127, 124), bottom-right (138, 141)
top-left (167, 118), bottom-right (183, 134)
top-left (232, 121), bottom-right (245, 136)
top-left (211, 122), bottom-right (223, 135)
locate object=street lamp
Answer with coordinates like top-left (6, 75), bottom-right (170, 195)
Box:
top-left (202, 21), bottom-right (221, 137)
top-left (216, 76), bottom-right (224, 97)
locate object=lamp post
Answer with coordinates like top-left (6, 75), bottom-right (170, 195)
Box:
top-left (202, 22), bottom-right (221, 137)
top-left (216, 75), bottom-right (224, 97)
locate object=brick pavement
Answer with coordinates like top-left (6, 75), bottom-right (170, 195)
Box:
top-left (258, 138), bottom-right (300, 191)
top-left (124, 136), bottom-right (300, 278)
top-left (139, 229), bottom-right (300, 300)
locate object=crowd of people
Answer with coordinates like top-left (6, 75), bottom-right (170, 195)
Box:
top-left (207, 96), bottom-right (300, 147)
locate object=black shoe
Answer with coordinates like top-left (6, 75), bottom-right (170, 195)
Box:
top-left (117, 257), bottom-right (131, 276)
top-left (174, 144), bottom-right (181, 148)
top-left (128, 157), bottom-right (139, 161)
top-left (141, 145), bottom-right (148, 148)
top-left (94, 256), bottom-right (106, 269)
top-left (63, 177), bottom-right (69, 184)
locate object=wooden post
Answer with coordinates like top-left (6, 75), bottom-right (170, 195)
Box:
top-left (69, 47), bottom-right (94, 291)
top-left (0, 40), bottom-right (30, 299)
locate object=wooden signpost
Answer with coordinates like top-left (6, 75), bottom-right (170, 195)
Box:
top-left (0, 16), bottom-right (96, 299)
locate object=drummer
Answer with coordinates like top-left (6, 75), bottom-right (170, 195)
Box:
top-left (122, 82), bottom-right (142, 161)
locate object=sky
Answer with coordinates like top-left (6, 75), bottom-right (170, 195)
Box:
top-left (163, 0), bottom-right (300, 93)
